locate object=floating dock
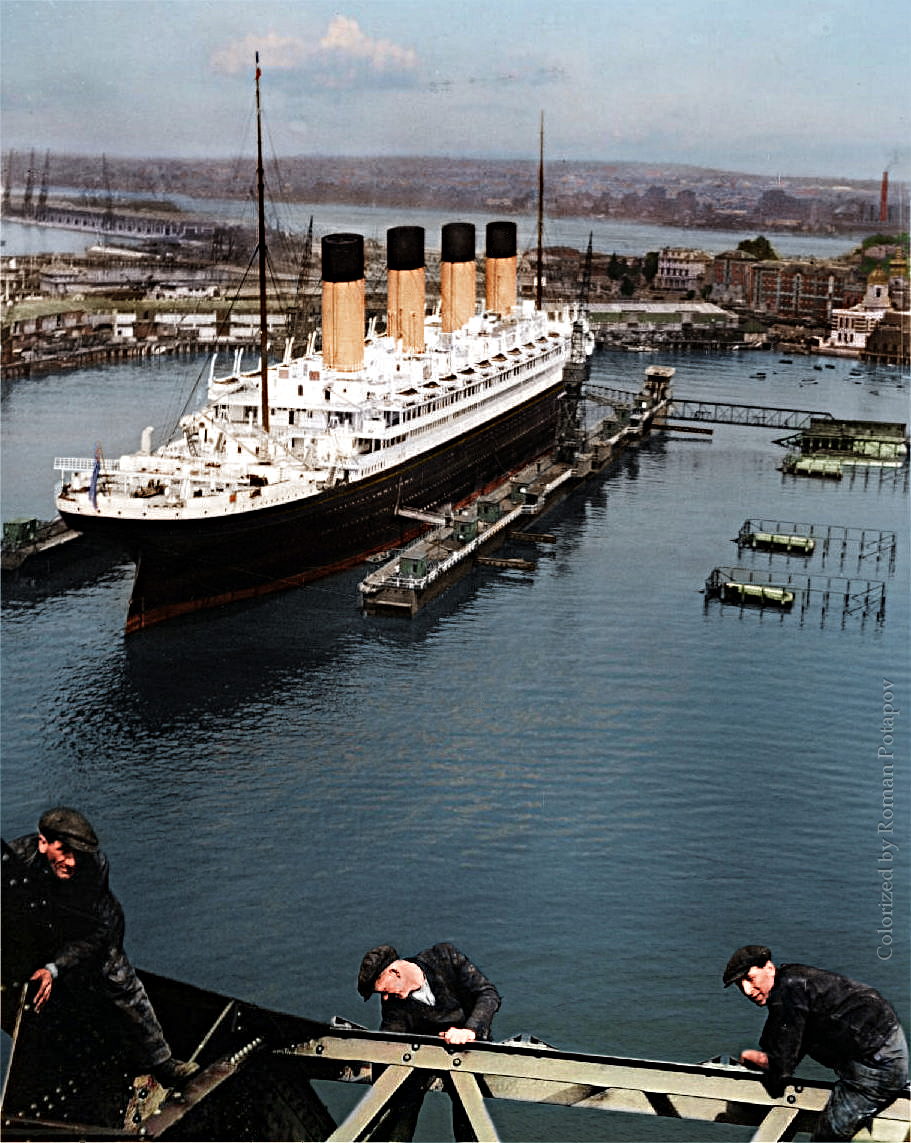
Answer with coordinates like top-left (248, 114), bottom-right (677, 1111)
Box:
top-left (1, 516), bottom-right (89, 574)
top-left (778, 418), bottom-right (909, 478)
top-left (359, 367), bottom-right (675, 615)
top-left (735, 528), bottom-right (815, 555)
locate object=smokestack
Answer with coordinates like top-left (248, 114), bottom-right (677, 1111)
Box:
top-left (387, 226), bottom-right (425, 353)
top-left (485, 221), bottom-right (517, 316)
top-left (440, 222), bottom-right (476, 333)
top-left (322, 233), bottom-right (365, 372)
top-left (880, 171), bottom-right (888, 224)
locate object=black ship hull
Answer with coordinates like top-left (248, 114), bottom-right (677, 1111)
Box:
top-left (59, 379), bottom-right (564, 631)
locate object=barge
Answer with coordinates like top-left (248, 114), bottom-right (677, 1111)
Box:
top-left (359, 366), bottom-right (675, 615)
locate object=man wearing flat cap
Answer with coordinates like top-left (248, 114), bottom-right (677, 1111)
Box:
top-left (2, 807), bottom-right (197, 1088)
top-left (358, 942), bottom-right (500, 1044)
top-left (723, 944), bottom-right (908, 1140)
top-left (357, 943), bottom-right (500, 1139)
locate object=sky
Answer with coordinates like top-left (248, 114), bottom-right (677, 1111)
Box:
top-left (1, 0), bottom-right (909, 183)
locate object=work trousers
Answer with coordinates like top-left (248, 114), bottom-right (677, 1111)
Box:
top-left (812, 1024), bottom-right (909, 1141)
top-left (98, 947), bottom-right (171, 1067)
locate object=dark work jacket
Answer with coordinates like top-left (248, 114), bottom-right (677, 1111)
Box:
top-left (760, 964), bottom-right (901, 1081)
top-left (4, 834), bottom-right (125, 977)
top-left (379, 944), bottom-right (501, 1040)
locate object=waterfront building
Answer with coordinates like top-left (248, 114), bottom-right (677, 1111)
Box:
top-left (826, 268), bottom-right (893, 352)
top-left (825, 256), bottom-right (910, 362)
top-left (711, 252), bottom-right (868, 325)
top-left (654, 248), bottom-right (710, 292)
top-left (710, 249), bottom-right (756, 303)
top-left (589, 300), bottom-right (739, 349)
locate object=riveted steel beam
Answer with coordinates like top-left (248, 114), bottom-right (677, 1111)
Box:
top-left (289, 1032), bottom-right (910, 1142)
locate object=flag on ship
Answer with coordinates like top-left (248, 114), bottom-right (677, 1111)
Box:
top-left (88, 446), bottom-right (101, 510)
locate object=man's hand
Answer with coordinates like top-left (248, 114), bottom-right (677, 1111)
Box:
top-left (440, 1027), bottom-right (476, 1045)
top-left (740, 1049), bottom-right (769, 1070)
top-left (30, 968), bottom-right (54, 1012)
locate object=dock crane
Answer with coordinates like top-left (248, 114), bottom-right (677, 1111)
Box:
top-left (554, 232), bottom-right (593, 463)
top-left (283, 214), bottom-right (315, 354)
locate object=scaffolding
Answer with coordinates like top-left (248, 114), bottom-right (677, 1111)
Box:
top-left (734, 520), bottom-right (898, 572)
top-left (705, 566), bottom-right (887, 623)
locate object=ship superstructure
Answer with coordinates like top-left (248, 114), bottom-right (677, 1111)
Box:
top-left (55, 222), bottom-right (584, 630)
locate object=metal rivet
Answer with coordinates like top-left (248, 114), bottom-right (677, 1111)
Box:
top-left (453, 1058), bottom-right (462, 1067)
top-left (315, 1044), bottom-right (324, 1055)
top-left (787, 1094), bottom-right (796, 1104)
top-left (402, 1053), bottom-right (411, 1062)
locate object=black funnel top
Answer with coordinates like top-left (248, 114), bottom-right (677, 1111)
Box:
top-left (441, 222), bottom-right (475, 264)
top-left (486, 221), bottom-right (517, 259)
top-left (387, 226), bottom-right (425, 272)
top-left (322, 233), bottom-right (365, 283)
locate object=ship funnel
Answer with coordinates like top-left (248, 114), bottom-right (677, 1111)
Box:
top-left (485, 221), bottom-right (517, 316)
top-left (322, 233), bottom-right (365, 371)
top-left (440, 222), bottom-right (476, 333)
top-left (387, 226), bottom-right (425, 353)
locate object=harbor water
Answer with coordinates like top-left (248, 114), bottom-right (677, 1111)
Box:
top-left (1, 347), bottom-right (908, 1141)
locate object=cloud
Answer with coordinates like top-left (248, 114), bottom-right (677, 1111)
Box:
top-left (211, 16), bottom-right (417, 89)
top-left (319, 15), bottom-right (416, 74)
top-left (211, 32), bottom-right (308, 75)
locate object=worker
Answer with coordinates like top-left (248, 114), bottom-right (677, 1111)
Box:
top-left (723, 944), bottom-right (908, 1141)
top-left (3, 807), bottom-right (199, 1089)
top-left (357, 942), bottom-right (501, 1139)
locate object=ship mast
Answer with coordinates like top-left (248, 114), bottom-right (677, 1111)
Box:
top-left (255, 53), bottom-right (270, 434)
top-left (535, 113), bottom-right (544, 310)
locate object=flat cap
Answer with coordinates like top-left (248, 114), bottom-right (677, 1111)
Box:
top-left (358, 945), bottom-right (398, 1000)
top-left (38, 807), bottom-right (99, 853)
top-left (723, 944), bottom-right (771, 988)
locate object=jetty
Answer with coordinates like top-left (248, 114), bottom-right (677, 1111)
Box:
top-left (1, 516), bottom-right (86, 574)
top-left (359, 366), bottom-right (675, 615)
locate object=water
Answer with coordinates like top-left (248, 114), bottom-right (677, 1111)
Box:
top-left (2, 207), bottom-right (869, 262)
top-left (1, 348), bottom-right (908, 1141)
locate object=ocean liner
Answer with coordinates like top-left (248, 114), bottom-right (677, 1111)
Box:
top-left (55, 65), bottom-right (589, 632)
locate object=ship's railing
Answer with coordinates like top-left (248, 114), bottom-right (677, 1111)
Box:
top-left (54, 457), bottom-right (121, 474)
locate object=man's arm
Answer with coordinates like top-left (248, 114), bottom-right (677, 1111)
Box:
top-left (758, 986), bottom-right (808, 1083)
top-left (443, 945), bottom-right (501, 1038)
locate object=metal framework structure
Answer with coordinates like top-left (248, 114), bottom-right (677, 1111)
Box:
top-left (705, 566), bottom-right (888, 622)
top-left (666, 400), bottom-right (833, 430)
top-left (735, 520), bottom-right (898, 570)
top-left (284, 1027), bottom-right (910, 1143)
top-left (582, 389), bottom-right (833, 433)
top-left (3, 973), bottom-right (910, 1143)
